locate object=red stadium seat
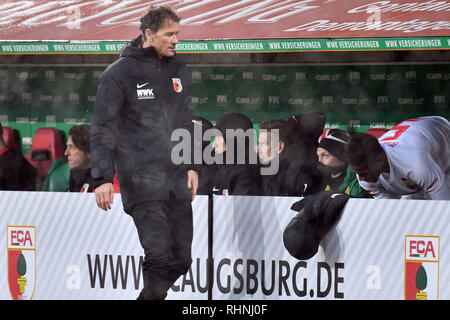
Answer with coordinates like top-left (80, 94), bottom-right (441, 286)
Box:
top-left (366, 128), bottom-right (389, 139)
top-left (29, 128), bottom-right (65, 180)
top-left (2, 126), bottom-right (20, 152)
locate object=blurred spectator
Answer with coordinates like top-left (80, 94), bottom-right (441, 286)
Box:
top-left (317, 129), bottom-right (371, 198)
top-left (211, 113), bottom-right (261, 195)
top-left (345, 116), bottom-right (450, 200)
top-left (258, 118), bottom-right (322, 196)
top-left (0, 123), bottom-right (37, 191)
top-left (65, 124), bottom-right (94, 192)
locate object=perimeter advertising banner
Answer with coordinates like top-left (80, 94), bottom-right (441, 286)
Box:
top-left (211, 196), bottom-right (449, 300)
top-left (0, 0), bottom-right (449, 42)
top-left (1, 37), bottom-right (449, 54)
top-left (0, 192), bottom-right (448, 300)
top-left (0, 192), bottom-right (209, 300)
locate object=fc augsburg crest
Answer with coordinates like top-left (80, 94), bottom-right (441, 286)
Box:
top-left (172, 78), bottom-right (182, 93)
top-left (405, 235), bottom-right (439, 300)
top-left (7, 226), bottom-right (36, 300)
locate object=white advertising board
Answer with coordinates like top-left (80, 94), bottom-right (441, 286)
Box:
top-left (212, 196), bottom-right (449, 300)
top-left (0, 192), bottom-right (448, 300)
top-left (0, 192), bottom-right (209, 300)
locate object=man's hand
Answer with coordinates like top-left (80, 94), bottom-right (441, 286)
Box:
top-left (95, 183), bottom-right (114, 211)
top-left (187, 170), bottom-right (198, 200)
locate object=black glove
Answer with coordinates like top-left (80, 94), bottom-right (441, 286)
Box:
top-left (283, 191), bottom-right (350, 260)
top-left (283, 207), bottom-right (320, 260)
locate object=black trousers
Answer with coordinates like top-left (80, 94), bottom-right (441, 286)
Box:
top-left (130, 198), bottom-right (193, 300)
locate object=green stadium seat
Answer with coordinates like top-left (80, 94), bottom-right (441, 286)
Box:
top-left (41, 157), bottom-right (69, 192)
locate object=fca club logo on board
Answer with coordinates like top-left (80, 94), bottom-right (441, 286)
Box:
top-left (404, 235), bottom-right (439, 300)
top-left (7, 226), bottom-right (36, 300)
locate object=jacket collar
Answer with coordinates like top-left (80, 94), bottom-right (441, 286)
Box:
top-left (0, 146), bottom-right (10, 156)
top-left (120, 35), bottom-right (171, 62)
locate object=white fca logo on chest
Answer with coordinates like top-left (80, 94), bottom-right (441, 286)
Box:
top-left (136, 82), bottom-right (155, 100)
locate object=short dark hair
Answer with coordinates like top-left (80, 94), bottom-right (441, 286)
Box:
top-left (259, 119), bottom-right (298, 147)
top-left (140, 5), bottom-right (180, 40)
top-left (0, 122), bottom-right (3, 136)
top-left (345, 133), bottom-right (384, 167)
top-left (69, 124), bottom-right (91, 154)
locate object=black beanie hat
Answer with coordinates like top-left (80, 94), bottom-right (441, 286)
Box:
top-left (215, 112), bottom-right (253, 142)
top-left (214, 113), bottom-right (254, 161)
top-left (318, 129), bottom-right (350, 163)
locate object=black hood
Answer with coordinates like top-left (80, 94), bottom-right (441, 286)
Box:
top-left (288, 112), bottom-right (326, 144)
top-left (279, 137), bottom-right (318, 168)
top-left (277, 112), bottom-right (325, 167)
top-left (214, 113), bottom-right (256, 164)
top-left (215, 112), bottom-right (254, 137)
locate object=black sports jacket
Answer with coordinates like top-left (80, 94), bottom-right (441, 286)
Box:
top-left (91, 35), bottom-right (193, 212)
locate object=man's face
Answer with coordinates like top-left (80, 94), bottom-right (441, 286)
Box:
top-left (212, 136), bottom-right (226, 155)
top-left (317, 147), bottom-right (344, 167)
top-left (64, 136), bottom-right (90, 170)
top-left (145, 19), bottom-right (180, 57)
top-left (258, 131), bottom-right (281, 164)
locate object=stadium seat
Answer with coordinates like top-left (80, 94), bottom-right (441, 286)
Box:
top-left (42, 158), bottom-right (121, 193)
top-left (366, 128), bottom-right (389, 139)
top-left (2, 126), bottom-right (20, 152)
top-left (29, 128), bottom-right (65, 180)
top-left (47, 162), bottom-right (70, 192)
top-left (41, 157), bottom-right (68, 191)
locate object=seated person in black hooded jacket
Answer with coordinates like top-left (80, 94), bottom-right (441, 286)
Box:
top-left (0, 123), bottom-right (37, 191)
top-left (65, 124), bottom-right (94, 192)
top-left (257, 118), bottom-right (322, 196)
top-left (210, 113), bottom-right (261, 196)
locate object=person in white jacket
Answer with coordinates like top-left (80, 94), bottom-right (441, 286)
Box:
top-left (345, 116), bottom-right (450, 200)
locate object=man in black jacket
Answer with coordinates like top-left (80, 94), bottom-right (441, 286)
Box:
top-left (0, 123), bottom-right (37, 191)
top-left (90, 5), bottom-right (198, 300)
top-left (258, 118), bottom-right (322, 196)
top-left (211, 112), bottom-right (261, 196)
